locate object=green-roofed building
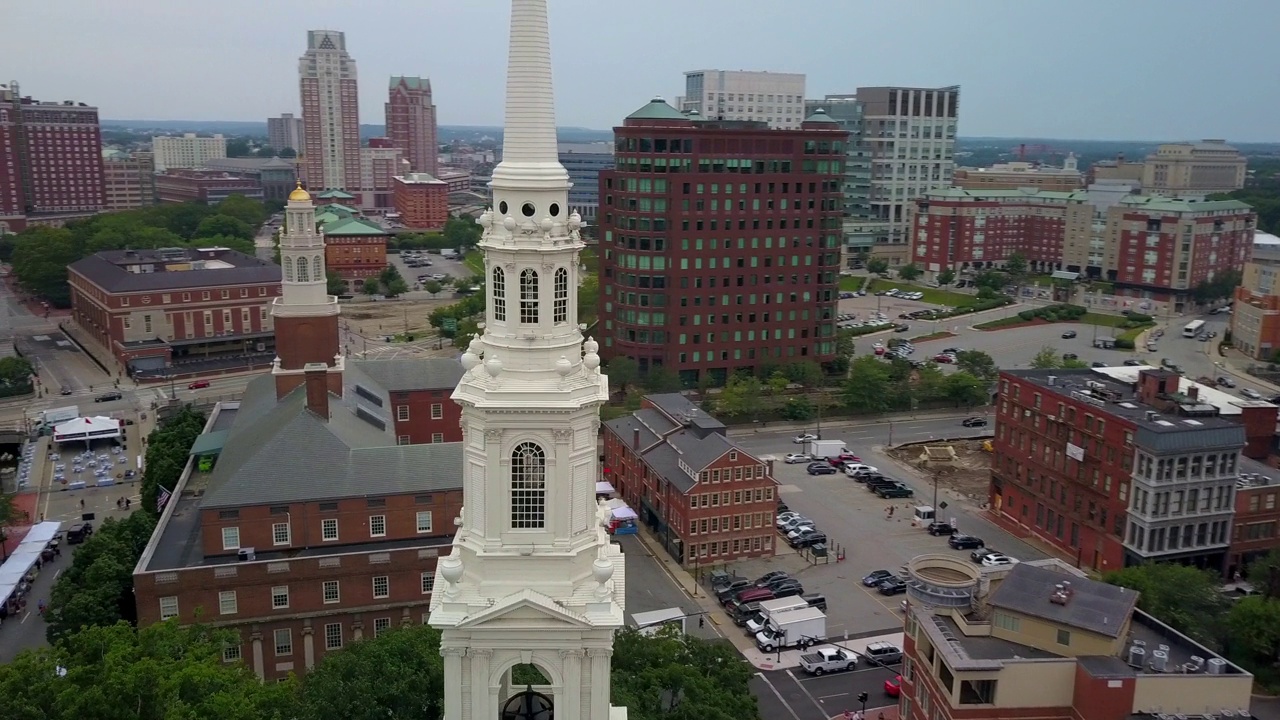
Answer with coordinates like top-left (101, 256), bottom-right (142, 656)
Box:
top-left (625, 96), bottom-right (693, 123)
top-left (314, 208), bottom-right (389, 290)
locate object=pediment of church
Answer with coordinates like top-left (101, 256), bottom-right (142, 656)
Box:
top-left (457, 588), bottom-right (592, 629)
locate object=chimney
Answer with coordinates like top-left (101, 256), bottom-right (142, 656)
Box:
top-left (1047, 375), bottom-right (1057, 386)
top-left (304, 362), bottom-right (330, 420)
top-left (1188, 385), bottom-right (1200, 402)
top-left (632, 428), bottom-right (640, 451)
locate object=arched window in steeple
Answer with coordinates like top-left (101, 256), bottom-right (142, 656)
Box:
top-left (284, 257), bottom-right (294, 282)
top-left (313, 256), bottom-right (323, 281)
top-left (492, 267), bottom-right (507, 322)
top-left (553, 268), bottom-right (568, 324)
top-left (296, 256), bottom-right (310, 283)
top-left (510, 442), bottom-right (546, 529)
top-left (519, 269), bottom-right (539, 324)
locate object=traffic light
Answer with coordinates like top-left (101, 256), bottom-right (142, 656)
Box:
top-left (857, 692), bottom-right (868, 704)
top-left (698, 616), bottom-right (705, 629)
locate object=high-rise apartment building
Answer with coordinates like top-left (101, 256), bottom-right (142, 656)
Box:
top-left (299, 30), bottom-right (361, 192)
top-left (559, 143), bottom-right (614, 222)
top-left (0, 81), bottom-right (105, 231)
top-left (804, 96), bottom-right (873, 266)
top-left (385, 76), bottom-right (437, 175)
top-left (266, 113), bottom-right (304, 153)
top-left (857, 86), bottom-right (959, 265)
top-left (597, 98), bottom-right (846, 384)
top-left (356, 138), bottom-right (403, 212)
top-left (152, 133), bottom-right (226, 172)
top-left (102, 150), bottom-right (155, 211)
top-left (681, 70), bottom-right (806, 129)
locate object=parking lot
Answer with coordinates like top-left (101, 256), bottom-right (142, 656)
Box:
top-left (387, 251), bottom-right (474, 292)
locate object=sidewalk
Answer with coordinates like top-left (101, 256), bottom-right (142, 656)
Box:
top-left (724, 408), bottom-right (976, 438)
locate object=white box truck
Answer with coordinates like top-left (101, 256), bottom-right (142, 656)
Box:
top-left (745, 596), bottom-right (810, 634)
top-left (754, 606), bottom-right (827, 652)
top-left (805, 439), bottom-right (846, 460)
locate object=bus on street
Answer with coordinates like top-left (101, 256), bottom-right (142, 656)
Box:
top-left (1183, 320), bottom-right (1206, 338)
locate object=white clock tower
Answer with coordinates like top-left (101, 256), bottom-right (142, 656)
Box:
top-left (429, 2), bottom-right (625, 720)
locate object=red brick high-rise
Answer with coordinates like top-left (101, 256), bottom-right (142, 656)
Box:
top-left (299, 31), bottom-right (361, 192)
top-left (0, 81), bottom-right (105, 232)
top-left (385, 76), bottom-right (438, 176)
top-left (597, 98), bottom-right (847, 385)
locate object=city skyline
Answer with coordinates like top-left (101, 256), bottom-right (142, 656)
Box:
top-left (8, 0), bottom-right (1280, 142)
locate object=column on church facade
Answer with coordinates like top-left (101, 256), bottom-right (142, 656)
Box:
top-left (443, 647), bottom-right (465, 720)
top-left (560, 649), bottom-right (583, 719)
top-left (588, 648), bottom-right (612, 719)
top-left (470, 649), bottom-right (493, 720)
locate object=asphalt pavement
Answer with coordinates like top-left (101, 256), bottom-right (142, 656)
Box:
top-left (753, 666), bottom-right (900, 720)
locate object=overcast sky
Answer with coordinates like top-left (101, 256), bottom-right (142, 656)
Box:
top-left (7, 0), bottom-right (1277, 141)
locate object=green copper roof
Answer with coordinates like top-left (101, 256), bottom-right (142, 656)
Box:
top-left (924, 187), bottom-right (1090, 202)
top-left (317, 189), bottom-right (356, 199)
top-left (322, 217), bottom-right (387, 236)
top-left (626, 96), bottom-right (689, 121)
top-left (317, 203), bottom-right (355, 216)
top-left (389, 76), bottom-right (430, 91)
top-left (1117, 195), bottom-right (1253, 213)
top-left (803, 108), bottom-right (839, 124)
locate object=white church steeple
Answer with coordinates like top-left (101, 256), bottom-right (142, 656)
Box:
top-left (430, 3), bottom-right (624, 720)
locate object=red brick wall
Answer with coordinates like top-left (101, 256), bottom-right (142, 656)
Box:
top-left (325, 236), bottom-right (387, 282)
top-left (393, 179), bottom-right (448, 231)
top-left (389, 388), bottom-right (461, 444)
top-left (274, 314), bottom-right (340, 372)
top-left (1069, 662), bottom-right (1135, 720)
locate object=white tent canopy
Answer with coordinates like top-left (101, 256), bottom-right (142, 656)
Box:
top-left (53, 416), bottom-right (121, 444)
top-left (595, 481), bottom-right (615, 495)
top-left (0, 521), bottom-right (61, 603)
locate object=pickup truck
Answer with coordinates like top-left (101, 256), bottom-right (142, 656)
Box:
top-left (799, 647), bottom-right (857, 675)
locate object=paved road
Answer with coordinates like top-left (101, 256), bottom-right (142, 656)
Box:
top-left (754, 666), bottom-right (900, 720)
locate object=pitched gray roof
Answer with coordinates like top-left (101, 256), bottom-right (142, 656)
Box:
top-left (200, 378), bottom-right (462, 508)
top-left (634, 408), bottom-right (678, 436)
top-left (645, 393), bottom-right (726, 436)
top-left (988, 564), bottom-right (1138, 638)
top-left (603, 415), bottom-right (660, 452)
top-left (70, 249), bottom-right (280, 294)
top-left (641, 444), bottom-right (694, 493)
top-left (666, 429), bottom-right (732, 473)
top-left (351, 358), bottom-right (465, 392)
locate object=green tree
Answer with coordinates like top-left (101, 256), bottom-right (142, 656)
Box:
top-left (780, 396), bottom-right (815, 421)
top-left (644, 367), bottom-right (684, 393)
top-left (897, 263), bottom-right (922, 283)
top-left (139, 406), bottom-right (206, 519)
top-left (766, 371), bottom-right (790, 397)
top-left (363, 278), bottom-right (382, 295)
top-left (611, 626), bottom-right (759, 720)
top-left (715, 373), bottom-right (764, 418)
top-left (423, 280), bottom-right (444, 296)
top-left (385, 276), bottom-right (410, 298)
top-left (225, 138), bottom-right (252, 157)
top-left (843, 356), bottom-right (892, 413)
top-left (0, 356), bottom-right (34, 386)
top-left (279, 147), bottom-right (297, 158)
top-left (578, 273), bottom-right (600, 325)
top-left (297, 625), bottom-right (443, 720)
top-left (1061, 357), bottom-right (1090, 369)
top-left (603, 357), bottom-right (639, 396)
top-left (936, 267), bottom-right (956, 287)
top-left (1246, 548), bottom-right (1280, 597)
top-left (46, 511), bottom-right (157, 644)
top-left (1225, 595), bottom-right (1280, 663)
top-left (1030, 346), bottom-right (1063, 369)
top-left (194, 214), bottom-right (254, 242)
top-left (973, 269), bottom-right (1005, 291)
top-left (255, 145), bottom-right (276, 158)
top-left (1105, 563), bottom-right (1230, 647)
top-left (865, 258), bottom-right (890, 277)
top-left (216, 194), bottom-right (268, 228)
top-left (1004, 252), bottom-right (1028, 285)
top-left (912, 362), bottom-right (947, 403)
top-left (10, 226), bottom-right (82, 306)
top-left (955, 350), bottom-right (998, 381)
top-left (442, 216), bottom-right (482, 249)
top-left (326, 271), bottom-right (347, 296)
top-left (0, 621), bottom-right (300, 720)
top-left (783, 360), bottom-right (825, 389)
top-left (943, 371), bottom-right (990, 408)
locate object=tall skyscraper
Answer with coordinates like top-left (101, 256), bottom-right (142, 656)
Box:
top-left (267, 113), bottom-right (305, 153)
top-left (428, 2), bottom-right (626, 719)
top-left (681, 70), bottom-right (806, 129)
top-left (0, 81), bottom-right (105, 232)
top-left (385, 76), bottom-right (438, 175)
top-left (298, 30), bottom-right (361, 192)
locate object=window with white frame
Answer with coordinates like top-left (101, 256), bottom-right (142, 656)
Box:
top-left (222, 527), bottom-right (240, 550)
top-left (274, 628), bottom-right (292, 656)
top-left (397, 435), bottom-right (411, 445)
top-left (222, 641), bottom-right (242, 663)
top-left (373, 617), bottom-right (391, 637)
top-left (510, 441), bottom-right (547, 529)
top-left (159, 596), bottom-right (179, 620)
top-left (492, 266), bottom-right (507, 321)
top-left (431, 433), bottom-right (444, 443)
top-left (324, 622), bottom-right (343, 650)
top-left (321, 518), bottom-right (338, 541)
top-left (553, 267), bottom-right (568, 323)
top-left (322, 580), bottom-right (340, 604)
top-left (272, 522), bottom-right (290, 545)
top-left (421, 572), bottom-right (435, 594)
top-left (372, 575), bottom-right (389, 599)
top-left (369, 515), bottom-right (386, 537)
top-left (416, 511), bottom-right (433, 533)
top-left (396, 405), bottom-right (409, 421)
top-left (519, 269), bottom-right (539, 324)
top-left (271, 586), bottom-right (289, 609)
top-left (219, 590), bottom-right (238, 615)
top-left (430, 403), bottom-right (443, 419)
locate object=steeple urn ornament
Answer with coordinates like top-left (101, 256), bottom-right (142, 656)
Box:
top-left (478, 208), bottom-right (494, 230)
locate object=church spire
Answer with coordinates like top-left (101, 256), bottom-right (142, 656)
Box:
top-left (496, 0), bottom-right (561, 169)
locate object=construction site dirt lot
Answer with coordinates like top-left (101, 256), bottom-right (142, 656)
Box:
top-left (887, 438), bottom-right (992, 503)
top-left (340, 296), bottom-right (456, 338)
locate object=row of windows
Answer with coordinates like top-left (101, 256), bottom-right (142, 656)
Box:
top-left (117, 286), bottom-right (271, 306)
top-left (491, 267), bottom-right (569, 325)
top-left (690, 536), bottom-right (772, 557)
top-left (221, 511), bottom-right (434, 550)
top-left (395, 403), bottom-right (445, 422)
top-left (218, 608), bottom-right (417, 663)
top-left (160, 572), bottom-right (436, 625)
top-left (688, 512), bottom-right (774, 534)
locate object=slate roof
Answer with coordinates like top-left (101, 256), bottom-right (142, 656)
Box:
top-left (634, 408), bottom-right (678, 436)
top-left (666, 429), bottom-right (732, 473)
top-left (199, 374), bottom-right (462, 509)
top-left (640, 443), bottom-right (694, 493)
top-left (69, 249), bottom-right (280, 294)
top-left (626, 97), bottom-right (691, 122)
top-left (603, 415), bottom-right (660, 453)
top-left (644, 393), bottom-right (726, 436)
top-left (987, 563), bottom-right (1138, 638)
top-left (351, 358), bottom-right (465, 392)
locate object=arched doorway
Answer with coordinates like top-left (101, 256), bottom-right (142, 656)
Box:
top-left (502, 687), bottom-right (553, 720)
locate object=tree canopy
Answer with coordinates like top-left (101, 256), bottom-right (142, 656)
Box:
top-left (955, 350), bottom-right (998, 381)
top-left (296, 624), bottom-right (444, 720)
top-left (139, 407), bottom-right (206, 520)
top-left (611, 627), bottom-right (759, 720)
top-left (46, 511), bottom-right (157, 645)
top-left (896, 263), bottom-right (922, 282)
top-left (1105, 563), bottom-right (1229, 648)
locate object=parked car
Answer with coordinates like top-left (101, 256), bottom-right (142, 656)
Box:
top-left (786, 525), bottom-right (818, 542)
top-left (1061, 330), bottom-right (1077, 339)
top-left (755, 571), bottom-right (791, 586)
top-left (790, 530), bottom-right (827, 548)
top-left (863, 641), bottom-right (904, 666)
top-left (948, 534), bottom-right (985, 550)
top-left (802, 593), bottom-right (827, 611)
top-left (780, 517), bottom-right (813, 533)
top-left (799, 647), bottom-right (857, 675)
top-left (1090, 361), bottom-right (1107, 368)
top-left (885, 675), bottom-right (903, 698)
top-left (1217, 377), bottom-right (1237, 388)
top-left (714, 578), bottom-right (752, 602)
top-left (980, 552), bottom-right (1018, 567)
top-left (187, 380), bottom-right (210, 390)
top-left (960, 416), bottom-right (987, 428)
top-left (875, 482), bottom-right (915, 499)
top-left (1124, 359), bottom-right (1143, 366)
top-left (1241, 388), bottom-right (1263, 400)
top-left (775, 512), bottom-right (801, 528)
top-left (971, 547), bottom-right (1000, 563)
top-left (94, 391), bottom-right (123, 403)
top-left (842, 463), bottom-right (879, 476)
top-left (927, 521), bottom-right (957, 536)
top-left (862, 570), bottom-right (895, 587)
top-left (1063, 352), bottom-right (1079, 361)
top-left (770, 581), bottom-right (805, 598)
top-left (829, 453), bottom-right (862, 466)
top-left (784, 453), bottom-right (810, 464)
top-left (894, 324), bottom-right (910, 333)
top-left (807, 464), bottom-right (837, 476)
top-left (734, 587), bottom-right (776, 605)
top-left (877, 577), bottom-right (908, 595)
top-left (793, 433), bottom-right (818, 444)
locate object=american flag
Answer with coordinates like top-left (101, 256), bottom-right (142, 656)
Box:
top-left (157, 486), bottom-right (172, 512)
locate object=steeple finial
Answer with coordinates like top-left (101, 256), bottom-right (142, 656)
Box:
top-left (497, 0), bottom-right (560, 168)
